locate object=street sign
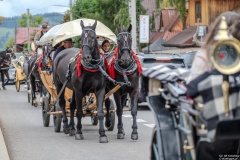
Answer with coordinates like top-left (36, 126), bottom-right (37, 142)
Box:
top-left (139, 15), bottom-right (149, 43)
top-left (198, 26), bottom-right (206, 37)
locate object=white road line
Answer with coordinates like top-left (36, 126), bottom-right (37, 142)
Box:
top-left (122, 114), bottom-right (132, 118)
top-left (130, 119), bottom-right (147, 123)
top-left (143, 124), bottom-right (155, 128)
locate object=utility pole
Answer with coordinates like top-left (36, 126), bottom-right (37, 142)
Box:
top-left (27, 8), bottom-right (30, 52)
top-left (130, 0), bottom-right (138, 52)
top-left (70, 0), bottom-right (73, 20)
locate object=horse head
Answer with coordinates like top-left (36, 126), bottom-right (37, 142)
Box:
top-left (6, 47), bottom-right (15, 59)
top-left (80, 20), bottom-right (99, 64)
top-left (116, 23), bottom-right (133, 67)
top-left (42, 44), bottom-right (53, 68)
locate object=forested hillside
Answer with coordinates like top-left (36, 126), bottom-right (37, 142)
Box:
top-left (0, 12), bottom-right (64, 50)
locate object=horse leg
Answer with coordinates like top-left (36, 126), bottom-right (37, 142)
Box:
top-left (75, 91), bottom-right (84, 140)
top-left (130, 91), bottom-right (138, 140)
top-left (56, 83), bottom-right (69, 134)
top-left (105, 97), bottom-right (111, 128)
top-left (1, 71), bottom-right (5, 90)
top-left (30, 75), bottom-right (37, 105)
top-left (39, 81), bottom-right (43, 105)
top-left (69, 92), bottom-right (76, 136)
top-left (3, 70), bottom-right (9, 89)
top-left (114, 93), bottom-right (125, 139)
top-left (97, 89), bottom-right (108, 143)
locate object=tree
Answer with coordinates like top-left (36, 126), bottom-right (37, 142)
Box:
top-left (17, 13), bottom-right (44, 27)
top-left (61, 11), bottom-right (71, 24)
top-left (4, 37), bottom-right (15, 49)
top-left (0, 16), bottom-right (4, 25)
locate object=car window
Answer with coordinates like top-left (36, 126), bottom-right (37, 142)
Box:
top-left (142, 58), bottom-right (185, 68)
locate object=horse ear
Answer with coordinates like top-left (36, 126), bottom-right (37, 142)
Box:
top-left (80, 20), bottom-right (85, 30)
top-left (92, 20), bottom-right (97, 30)
top-left (127, 24), bottom-right (132, 33)
top-left (116, 22), bottom-right (121, 33)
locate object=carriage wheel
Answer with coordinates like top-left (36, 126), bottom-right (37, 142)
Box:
top-left (150, 126), bottom-right (160, 160)
top-left (53, 105), bottom-right (62, 132)
top-left (105, 99), bottom-right (115, 131)
top-left (42, 96), bottom-right (50, 127)
top-left (91, 116), bottom-right (98, 125)
top-left (15, 72), bottom-right (20, 92)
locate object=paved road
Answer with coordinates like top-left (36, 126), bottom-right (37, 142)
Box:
top-left (0, 85), bottom-right (155, 160)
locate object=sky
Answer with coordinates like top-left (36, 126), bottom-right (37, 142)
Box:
top-left (0, 0), bottom-right (71, 17)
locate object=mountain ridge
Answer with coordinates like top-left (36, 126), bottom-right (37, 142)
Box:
top-left (0, 12), bottom-right (64, 50)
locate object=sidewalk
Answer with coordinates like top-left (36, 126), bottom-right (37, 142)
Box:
top-left (0, 123), bottom-right (10, 160)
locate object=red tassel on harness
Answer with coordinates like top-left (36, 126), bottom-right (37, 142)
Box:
top-left (109, 47), bottom-right (142, 79)
top-left (76, 49), bottom-right (82, 77)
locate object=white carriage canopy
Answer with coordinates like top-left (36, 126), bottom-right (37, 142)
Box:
top-left (38, 18), bottom-right (117, 46)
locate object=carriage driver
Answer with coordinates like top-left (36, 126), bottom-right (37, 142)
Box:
top-left (52, 38), bottom-right (74, 61)
top-left (34, 23), bottom-right (48, 45)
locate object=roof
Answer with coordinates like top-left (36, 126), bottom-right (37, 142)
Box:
top-left (162, 26), bottom-right (197, 47)
top-left (16, 27), bottom-right (41, 44)
top-left (149, 31), bottom-right (165, 43)
top-left (141, 0), bottom-right (156, 16)
top-left (161, 9), bottom-right (179, 31)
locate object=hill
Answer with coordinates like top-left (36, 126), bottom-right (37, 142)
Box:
top-left (0, 12), bottom-right (64, 50)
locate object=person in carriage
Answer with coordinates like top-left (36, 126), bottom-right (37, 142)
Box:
top-left (101, 39), bottom-right (111, 53)
top-left (187, 11), bottom-right (240, 160)
top-left (52, 38), bottom-right (74, 61)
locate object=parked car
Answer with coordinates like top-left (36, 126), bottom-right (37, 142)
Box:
top-left (137, 52), bottom-right (187, 104)
top-left (181, 51), bottom-right (197, 68)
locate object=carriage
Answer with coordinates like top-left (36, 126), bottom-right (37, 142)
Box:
top-left (35, 18), bottom-right (122, 133)
top-left (12, 55), bottom-right (28, 92)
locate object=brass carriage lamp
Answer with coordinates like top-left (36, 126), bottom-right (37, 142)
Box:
top-left (211, 16), bottom-right (240, 116)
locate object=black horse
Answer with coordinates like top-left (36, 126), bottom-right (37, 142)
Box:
top-left (0, 47), bottom-right (15, 90)
top-left (53, 20), bottom-right (108, 143)
top-left (105, 24), bottom-right (141, 140)
top-left (27, 47), bottom-right (44, 106)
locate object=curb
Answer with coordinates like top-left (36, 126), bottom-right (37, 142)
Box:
top-left (0, 126), bottom-right (10, 160)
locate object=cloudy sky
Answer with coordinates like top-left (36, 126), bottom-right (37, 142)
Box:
top-left (0, 0), bottom-right (70, 17)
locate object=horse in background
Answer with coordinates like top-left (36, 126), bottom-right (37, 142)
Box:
top-left (53, 20), bottom-right (108, 143)
top-left (0, 47), bottom-right (15, 90)
top-left (27, 46), bottom-right (45, 106)
top-left (105, 24), bottom-right (141, 140)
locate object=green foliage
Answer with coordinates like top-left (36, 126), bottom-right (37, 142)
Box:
top-left (61, 11), bottom-right (71, 24)
top-left (4, 37), bottom-right (15, 49)
top-left (17, 13), bottom-right (44, 27)
top-left (168, 0), bottom-right (187, 29)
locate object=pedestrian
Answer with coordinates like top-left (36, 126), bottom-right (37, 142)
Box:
top-left (187, 11), bottom-right (240, 160)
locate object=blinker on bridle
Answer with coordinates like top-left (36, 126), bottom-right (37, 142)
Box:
top-left (82, 28), bottom-right (96, 52)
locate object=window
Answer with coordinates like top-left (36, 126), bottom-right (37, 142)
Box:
top-left (195, 1), bottom-right (201, 22)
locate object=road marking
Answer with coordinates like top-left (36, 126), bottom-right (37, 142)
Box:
top-left (130, 119), bottom-right (147, 123)
top-left (122, 114), bottom-right (132, 118)
top-left (143, 124), bottom-right (155, 128)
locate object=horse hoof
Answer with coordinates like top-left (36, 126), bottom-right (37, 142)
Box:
top-left (3, 87), bottom-right (6, 90)
top-left (69, 129), bottom-right (76, 136)
top-left (117, 133), bottom-right (125, 139)
top-left (34, 103), bottom-right (38, 107)
top-left (131, 134), bottom-right (138, 140)
top-left (75, 133), bottom-right (84, 140)
top-left (99, 136), bottom-right (108, 143)
top-left (63, 127), bottom-right (70, 134)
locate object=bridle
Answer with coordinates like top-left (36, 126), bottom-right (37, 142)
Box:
top-left (81, 28), bottom-right (96, 53)
top-left (117, 32), bottom-right (132, 54)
